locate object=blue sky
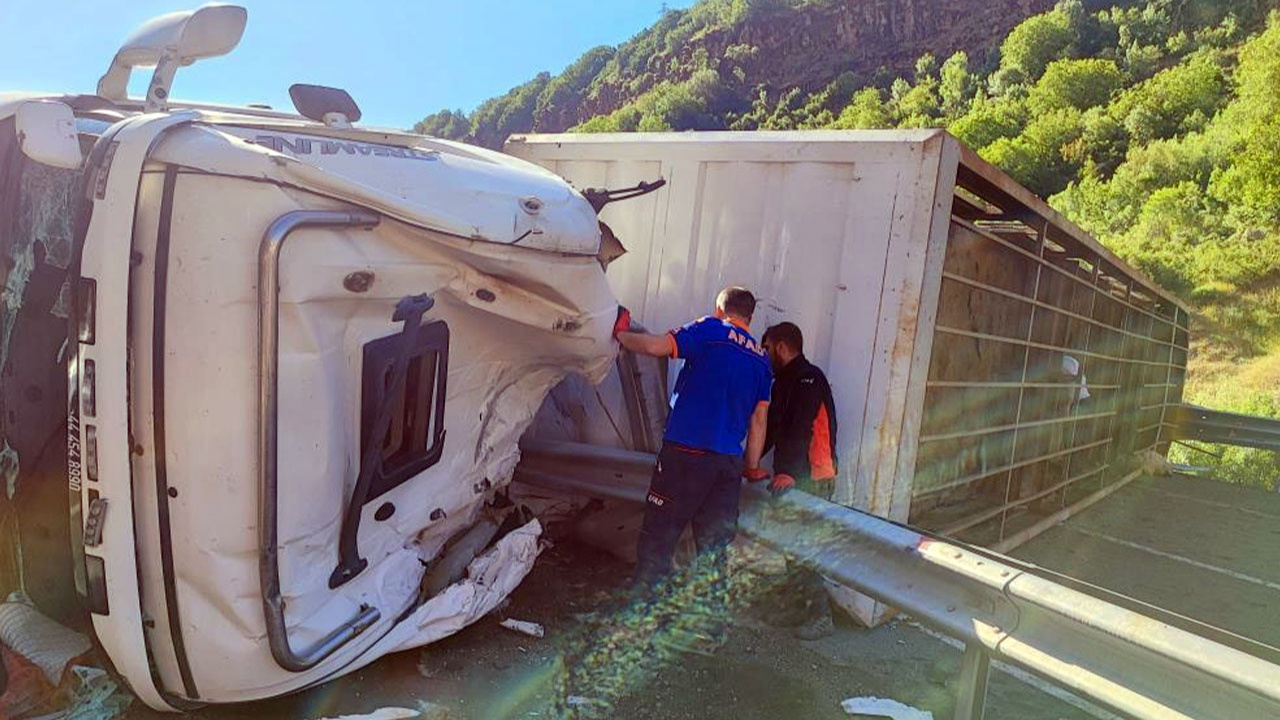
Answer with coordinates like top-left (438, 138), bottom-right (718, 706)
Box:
top-left (0, 0), bottom-right (695, 129)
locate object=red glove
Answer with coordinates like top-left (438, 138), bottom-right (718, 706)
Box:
top-left (768, 473), bottom-right (796, 497)
top-left (612, 306), bottom-right (633, 340)
top-left (742, 467), bottom-right (770, 483)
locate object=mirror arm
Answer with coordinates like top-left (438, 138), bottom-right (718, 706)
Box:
top-left (145, 55), bottom-right (182, 112)
top-left (97, 51), bottom-right (181, 110)
top-left (96, 55), bottom-right (132, 102)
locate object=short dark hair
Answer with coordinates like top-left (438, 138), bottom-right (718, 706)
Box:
top-left (717, 286), bottom-right (756, 320)
top-left (763, 322), bottom-right (803, 354)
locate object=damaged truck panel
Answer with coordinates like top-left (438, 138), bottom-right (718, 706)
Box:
top-left (88, 119), bottom-right (618, 703)
top-left (2, 81), bottom-right (624, 707)
top-left (2, 9), bottom-right (630, 710)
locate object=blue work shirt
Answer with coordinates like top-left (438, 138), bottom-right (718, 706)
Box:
top-left (663, 316), bottom-right (773, 456)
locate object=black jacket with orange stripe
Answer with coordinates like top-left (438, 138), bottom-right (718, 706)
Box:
top-left (764, 355), bottom-right (838, 481)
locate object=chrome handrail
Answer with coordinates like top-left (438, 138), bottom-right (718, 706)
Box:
top-left (258, 209), bottom-right (381, 672)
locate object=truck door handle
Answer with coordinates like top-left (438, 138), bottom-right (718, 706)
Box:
top-left (258, 209), bottom-right (382, 672)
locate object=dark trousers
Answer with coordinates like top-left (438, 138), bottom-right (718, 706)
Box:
top-left (634, 443), bottom-right (743, 584)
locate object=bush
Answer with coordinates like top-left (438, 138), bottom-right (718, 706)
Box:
top-left (1190, 280), bottom-right (1238, 304)
top-left (1192, 232), bottom-right (1280, 288)
top-left (724, 43), bottom-right (759, 63)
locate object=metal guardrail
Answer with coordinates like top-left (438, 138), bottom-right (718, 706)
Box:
top-left (1167, 404), bottom-right (1280, 453)
top-left (515, 439), bottom-right (1280, 720)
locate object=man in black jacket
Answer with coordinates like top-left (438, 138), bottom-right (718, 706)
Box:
top-left (761, 322), bottom-right (838, 499)
top-left (760, 321), bottom-right (839, 639)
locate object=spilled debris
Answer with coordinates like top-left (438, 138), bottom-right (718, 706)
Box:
top-left (0, 598), bottom-right (91, 685)
top-left (840, 696), bottom-right (934, 719)
top-left (498, 619), bottom-right (545, 638)
top-left (0, 598), bottom-right (130, 720)
top-left (313, 708), bottom-right (420, 720)
top-left (51, 665), bottom-right (132, 720)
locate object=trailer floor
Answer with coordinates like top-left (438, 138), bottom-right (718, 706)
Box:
top-left (1012, 473), bottom-right (1280, 650)
top-left (124, 539), bottom-right (1099, 720)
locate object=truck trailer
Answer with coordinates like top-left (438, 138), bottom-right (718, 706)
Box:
top-left (0, 3), bottom-right (1232, 715)
top-left (509, 130), bottom-right (1190, 622)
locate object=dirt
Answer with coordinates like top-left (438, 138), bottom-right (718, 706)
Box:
top-left (126, 538), bottom-right (1100, 720)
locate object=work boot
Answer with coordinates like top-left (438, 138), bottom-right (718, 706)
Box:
top-left (762, 603), bottom-right (809, 628)
top-left (792, 612), bottom-right (835, 641)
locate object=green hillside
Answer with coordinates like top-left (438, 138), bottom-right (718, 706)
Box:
top-left (419, 0), bottom-right (1280, 486)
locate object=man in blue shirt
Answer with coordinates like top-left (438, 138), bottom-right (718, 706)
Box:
top-left (614, 287), bottom-right (772, 583)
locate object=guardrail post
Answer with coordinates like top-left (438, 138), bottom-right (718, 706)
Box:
top-left (955, 643), bottom-right (991, 720)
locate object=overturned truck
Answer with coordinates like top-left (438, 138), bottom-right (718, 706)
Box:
top-left (1, 5), bottom-right (634, 710)
top-left (2, 4), bottom-right (1201, 713)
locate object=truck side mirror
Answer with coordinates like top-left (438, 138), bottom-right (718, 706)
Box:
top-left (96, 4), bottom-right (248, 111)
top-left (14, 101), bottom-right (83, 169)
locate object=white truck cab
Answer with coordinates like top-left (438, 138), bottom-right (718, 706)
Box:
top-left (0, 5), bottom-right (629, 709)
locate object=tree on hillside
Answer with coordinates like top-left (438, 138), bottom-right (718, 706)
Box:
top-left (829, 87), bottom-right (892, 129)
top-left (1110, 51), bottom-right (1228, 143)
top-left (1026, 58), bottom-right (1124, 114)
top-left (534, 46), bottom-right (616, 131)
top-left (796, 72), bottom-right (863, 128)
top-left (468, 72), bottom-right (553, 148)
top-left (894, 54), bottom-right (944, 127)
top-left (413, 109), bottom-right (469, 140)
top-left (983, 107), bottom-right (1086, 195)
top-left (997, 3), bottom-right (1076, 81)
top-left (940, 52), bottom-right (976, 121)
top-left (949, 96), bottom-right (1028, 150)
top-left (1208, 15), bottom-right (1280, 224)
top-left (1064, 105), bottom-right (1128, 177)
top-left (575, 68), bottom-right (738, 134)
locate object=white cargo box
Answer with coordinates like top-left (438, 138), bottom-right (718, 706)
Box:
top-left (510, 130), bottom-right (1188, 547)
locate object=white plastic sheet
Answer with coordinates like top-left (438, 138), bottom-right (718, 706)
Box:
top-left (841, 697), bottom-right (934, 720)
